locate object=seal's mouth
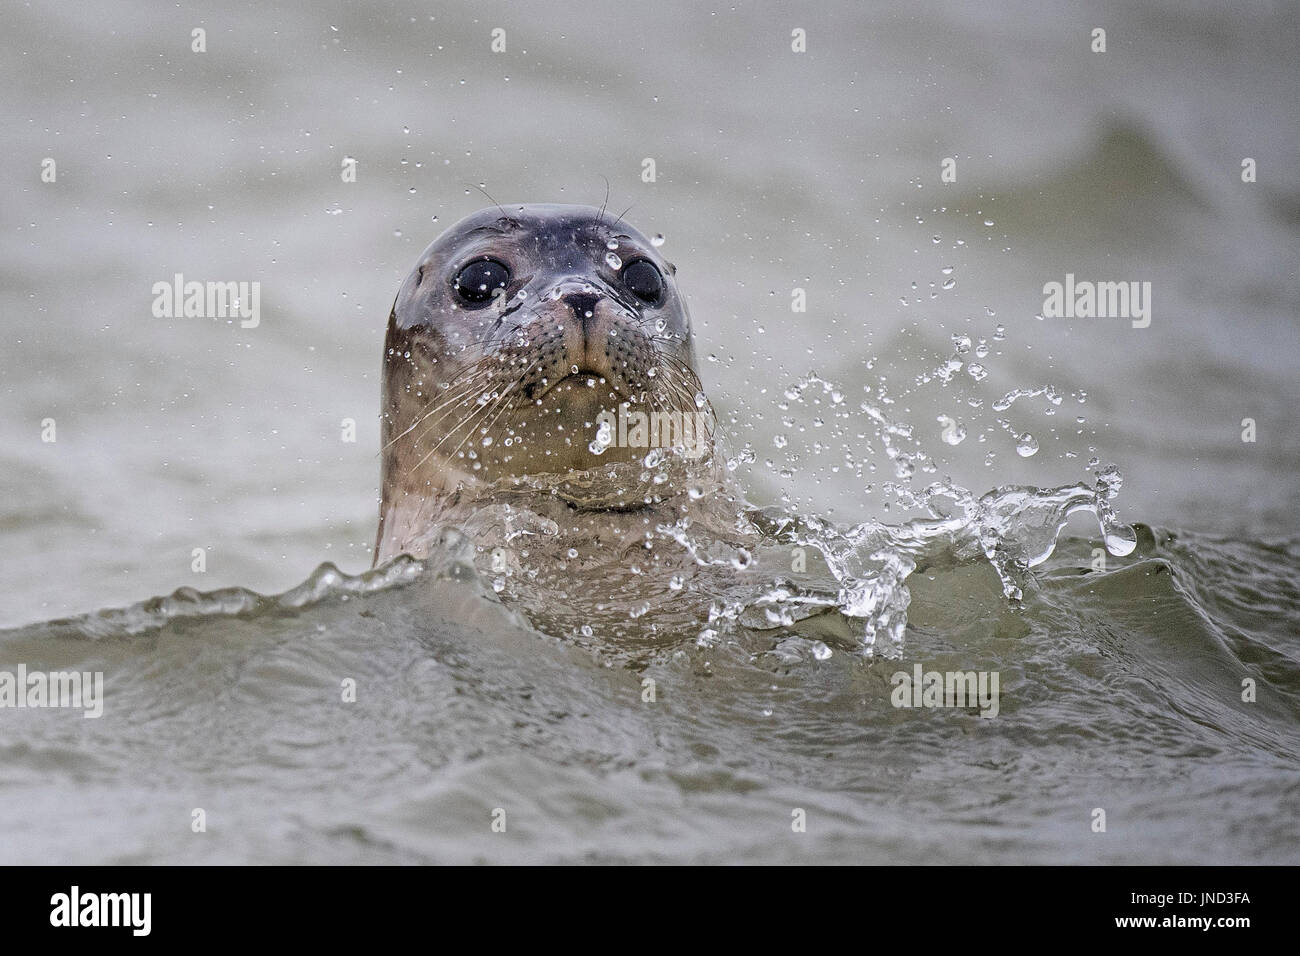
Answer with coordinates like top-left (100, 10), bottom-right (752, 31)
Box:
top-left (527, 367), bottom-right (630, 403)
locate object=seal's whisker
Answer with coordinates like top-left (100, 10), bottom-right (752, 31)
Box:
top-left (408, 358), bottom-right (538, 474)
top-left (402, 364), bottom-right (531, 529)
top-left (407, 400), bottom-right (497, 475)
top-left (416, 390), bottom-right (514, 476)
top-left (645, 351), bottom-right (726, 459)
top-left (445, 358), bottom-right (540, 465)
top-left (612, 202), bottom-right (636, 229)
top-left (468, 182), bottom-right (507, 218)
top-left (653, 352), bottom-right (709, 406)
top-left (405, 370), bottom-right (514, 450)
top-left (396, 361), bottom-right (521, 453)
top-left (389, 365), bottom-right (495, 424)
top-left (382, 365), bottom-right (501, 452)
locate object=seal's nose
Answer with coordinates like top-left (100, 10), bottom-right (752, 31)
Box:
top-left (564, 291), bottom-right (599, 322)
top-left (547, 281), bottom-right (620, 380)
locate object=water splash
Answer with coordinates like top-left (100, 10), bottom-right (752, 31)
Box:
top-left (745, 476), bottom-right (1136, 653)
top-left (992, 384), bottom-right (1064, 412)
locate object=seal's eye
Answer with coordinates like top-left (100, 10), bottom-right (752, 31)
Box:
top-left (453, 258), bottom-right (510, 304)
top-left (622, 260), bottom-right (664, 304)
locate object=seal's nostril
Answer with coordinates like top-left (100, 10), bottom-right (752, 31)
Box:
top-left (564, 292), bottom-right (599, 319)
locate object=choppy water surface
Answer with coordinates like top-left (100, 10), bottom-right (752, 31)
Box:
top-left (3, 0), bottom-right (1299, 863)
top-left (5, 506), bottom-right (1299, 864)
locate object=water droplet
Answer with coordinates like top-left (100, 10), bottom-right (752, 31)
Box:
top-left (1095, 464), bottom-right (1123, 498)
top-left (651, 233), bottom-right (665, 246)
top-left (1015, 433), bottom-right (1039, 457)
top-left (605, 251), bottom-right (622, 269)
top-left (938, 415), bottom-right (967, 445)
top-left (1103, 525), bottom-right (1138, 557)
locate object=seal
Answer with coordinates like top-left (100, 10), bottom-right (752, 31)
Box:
top-left (374, 203), bottom-right (718, 563)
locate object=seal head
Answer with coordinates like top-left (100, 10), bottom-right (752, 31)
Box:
top-left (376, 203), bottom-right (713, 562)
